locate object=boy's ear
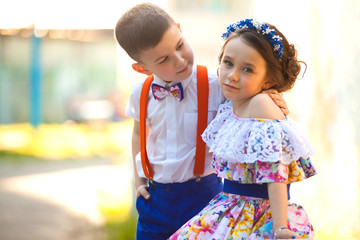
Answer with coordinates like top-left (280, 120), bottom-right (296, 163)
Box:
top-left (132, 63), bottom-right (152, 76)
top-left (177, 23), bottom-right (182, 32)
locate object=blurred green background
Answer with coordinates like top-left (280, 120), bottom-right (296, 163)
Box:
top-left (1, 0), bottom-right (360, 239)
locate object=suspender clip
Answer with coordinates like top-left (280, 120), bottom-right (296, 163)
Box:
top-left (195, 175), bottom-right (202, 183)
top-left (149, 179), bottom-right (155, 185)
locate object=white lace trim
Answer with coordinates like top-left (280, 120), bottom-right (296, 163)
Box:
top-left (202, 102), bottom-right (315, 164)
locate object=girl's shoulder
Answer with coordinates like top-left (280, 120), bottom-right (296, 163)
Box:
top-left (248, 93), bottom-right (285, 120)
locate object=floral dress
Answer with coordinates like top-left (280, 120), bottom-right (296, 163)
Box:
top-left (169, 101), bottom-right (317, 240)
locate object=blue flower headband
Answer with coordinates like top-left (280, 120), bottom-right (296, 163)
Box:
top-left (221, 19), bottom-right (284, 61)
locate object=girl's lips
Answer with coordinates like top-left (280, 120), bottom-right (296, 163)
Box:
top-left (224, 83), bottom-right (238, 90)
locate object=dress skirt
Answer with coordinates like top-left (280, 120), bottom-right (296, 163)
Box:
top-left (169, 191), bottom-right (314, 240)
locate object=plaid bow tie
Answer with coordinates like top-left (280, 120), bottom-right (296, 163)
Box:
top-left (151, 82), bottom-right (184, 101)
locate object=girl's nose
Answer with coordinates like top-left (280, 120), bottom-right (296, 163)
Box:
top-left (228, 70), bottom-right (239, 82)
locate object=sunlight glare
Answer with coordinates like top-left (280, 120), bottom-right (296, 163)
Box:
top-left (0, 0), bottom-right (168, 29)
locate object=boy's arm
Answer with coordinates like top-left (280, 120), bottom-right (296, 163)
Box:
top-left (262, 89), bottom-right (289, 116)
top-left (132, 120), bottom-right (150, 199)
top-left (268, 183), bottom-right (300, 239)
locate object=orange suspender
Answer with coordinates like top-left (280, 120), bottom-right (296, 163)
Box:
top-left (139, 75), bottom-right (154, 179)
top-left (194, 65), bottom-right (209, 176)
top-left (139, 65), bottom-right (209, 180)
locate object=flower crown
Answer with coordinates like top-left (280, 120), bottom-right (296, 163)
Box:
top-left (221, 19), bottom-right (284, 61)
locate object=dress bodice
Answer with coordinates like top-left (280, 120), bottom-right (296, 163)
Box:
top-left (202, 101), bottom-right (317, 183)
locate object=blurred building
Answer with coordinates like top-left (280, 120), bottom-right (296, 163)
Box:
top-left (0, 0), bottom-right (250, 125)
top-left (0, 28), bottom-right (119, 124)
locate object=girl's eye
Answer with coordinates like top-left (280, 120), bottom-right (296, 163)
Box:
top-left (243, 67), bottom-right (253, 73)
top-left (224, 60), bottom-right (233, 67)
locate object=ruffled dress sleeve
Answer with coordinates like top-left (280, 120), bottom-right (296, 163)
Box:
top-left (202, 101), bottom-right (317, 184)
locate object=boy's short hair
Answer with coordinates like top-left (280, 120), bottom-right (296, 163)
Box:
top-left (115, 2), bottom-right (176, 62)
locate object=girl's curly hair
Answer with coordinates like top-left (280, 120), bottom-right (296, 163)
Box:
top-left (218, 23), bottom-right (306, 93)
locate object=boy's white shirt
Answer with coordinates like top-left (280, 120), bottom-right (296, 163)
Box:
top-left (126, 65), bottom-right (225, 183)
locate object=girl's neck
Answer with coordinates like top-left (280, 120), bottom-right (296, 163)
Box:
top-left (231, 98), bottom-right (252, 118)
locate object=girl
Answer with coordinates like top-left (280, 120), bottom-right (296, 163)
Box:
top-left (169, 19), bottom-right (316, 239)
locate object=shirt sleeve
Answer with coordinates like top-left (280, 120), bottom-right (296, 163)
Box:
top-left (125, 80), bottom-right (143, 122)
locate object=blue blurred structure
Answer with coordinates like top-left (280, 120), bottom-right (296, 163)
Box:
top-left (30, 34), bottom-right (42, 128)
top-left (0, 35), bottom-right (2, 122)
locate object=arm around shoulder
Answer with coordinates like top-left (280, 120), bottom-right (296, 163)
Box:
top-left (249, 93), bottom-right (285, 120)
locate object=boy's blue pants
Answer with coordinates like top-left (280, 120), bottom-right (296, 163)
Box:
top-left (136, 173), bottom-right (223, 240)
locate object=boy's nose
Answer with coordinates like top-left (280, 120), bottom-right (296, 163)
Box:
top-left (175, 52), bottom-right (185, 66)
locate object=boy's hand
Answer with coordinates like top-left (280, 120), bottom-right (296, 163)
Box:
top-left (263, 89), bottom-right (289, 116)
top-left (136, 184), bottom-right (151, 200)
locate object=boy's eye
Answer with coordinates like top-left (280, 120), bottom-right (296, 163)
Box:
top-left (177, 42), bottom-right (183, 50)
top-left (159, 57), bottom-right (168, 64)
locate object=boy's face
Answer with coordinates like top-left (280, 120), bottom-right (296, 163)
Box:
top-left (136, 24), bottom-right (194, 82)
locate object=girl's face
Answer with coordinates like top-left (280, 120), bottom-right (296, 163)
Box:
top-left (218, 36), bottom-right (272, 102)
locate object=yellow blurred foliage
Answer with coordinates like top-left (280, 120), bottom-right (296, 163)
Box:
top-left (97, 188), bottom-right (132, 222)
top-left (0, 119), bottom-right (133, 159)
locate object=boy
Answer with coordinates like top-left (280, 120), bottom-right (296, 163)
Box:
top-left (114, 3), bottom-right (288, 239)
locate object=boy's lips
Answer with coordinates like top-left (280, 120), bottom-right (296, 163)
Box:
top-left (177, 64), bottom-right (188, 74)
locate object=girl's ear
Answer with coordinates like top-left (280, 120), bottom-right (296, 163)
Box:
top-left (131, 63), bottom-right (152, 76)
top-left (263, 78), bottom-right (275, 90)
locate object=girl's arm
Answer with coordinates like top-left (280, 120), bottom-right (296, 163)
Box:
top-left (268, 182), bottom-right (300, 239)
top-left (268, 182), bottom-right (289, 233)
top-left (249, 94), bottom-right (299, 238)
